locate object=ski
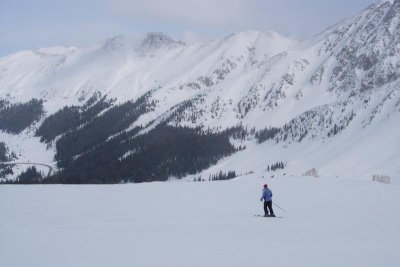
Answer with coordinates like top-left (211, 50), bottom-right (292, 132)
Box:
top-left (254, 215), bottom-right (283, 218)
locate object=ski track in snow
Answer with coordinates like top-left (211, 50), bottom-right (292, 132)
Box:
top-left (1, 174), bottom-right (399, 267)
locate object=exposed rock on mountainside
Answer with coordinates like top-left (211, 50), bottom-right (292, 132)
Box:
top-left (1, 1), bottom-right (400, 182)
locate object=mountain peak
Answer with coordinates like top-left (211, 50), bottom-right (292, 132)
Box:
top-left (102, 35), bottom-right (127, 51)
top-left (140, 32), bottom-right (185, 51)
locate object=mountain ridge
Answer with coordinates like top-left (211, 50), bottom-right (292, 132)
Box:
top-left (1, 0), bottom-right (399, 182)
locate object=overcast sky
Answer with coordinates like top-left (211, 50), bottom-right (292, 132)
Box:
top-left (0, 0), bottom-right (378, 56)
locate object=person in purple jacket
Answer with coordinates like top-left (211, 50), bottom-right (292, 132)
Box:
top-left (260, 184), bottom-right (275, 217)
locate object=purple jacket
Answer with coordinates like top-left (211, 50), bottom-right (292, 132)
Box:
top-left (261, 188), bottom-right (273, 202)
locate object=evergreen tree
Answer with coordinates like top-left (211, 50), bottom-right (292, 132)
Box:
top-left (42, 123), bottom-right (238, 184)
top-left (17, 166), bottom-right (43, 184)
top-left (0, 99), bottom-right (44, 134)
top-left (255, 127), bottom-right (280, 143)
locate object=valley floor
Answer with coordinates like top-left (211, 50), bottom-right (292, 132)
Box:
top-left (1, 174), bottom-right (399, 267)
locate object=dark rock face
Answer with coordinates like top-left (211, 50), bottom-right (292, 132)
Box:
top-left (140, 32), bottom-right (184, 50)
top-left (322, 1), bottom-right (400, 94)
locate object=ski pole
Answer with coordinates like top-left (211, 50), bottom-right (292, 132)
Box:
top-left (273, 202), bottom-right (287, 213)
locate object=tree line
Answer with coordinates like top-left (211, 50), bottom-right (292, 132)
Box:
top-left (1, 166), bottom-right (43, 184)
top-left (267, 161), bottom-right (285, 171)
top-left (209, 170), bottom-right (237, 181)
top-left (0, 142), bottom-right (15, 179)
top-left (36, 94), bottom-right (114, 143)
top-left (0, 98), bottom-right (44, 134)
top-left (40, 123), bottom-right (240, 184)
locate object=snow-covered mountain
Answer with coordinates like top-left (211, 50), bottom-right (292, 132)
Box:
top-left (1, 0), bottom-right (400, 182)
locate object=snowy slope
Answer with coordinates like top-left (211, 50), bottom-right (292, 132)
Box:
top-left (198, 110), bottom-right (400, 184)
top-left (1, 0), bottom-right (400, 179)
top-left (1, 174), bottom-right (399, 267)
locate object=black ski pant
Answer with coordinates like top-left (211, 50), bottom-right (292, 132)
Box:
top-left (264, 200), bottom-right (274, 216)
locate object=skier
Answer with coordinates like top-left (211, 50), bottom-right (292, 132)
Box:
top-left (260, 184), bottom-right (275, 217)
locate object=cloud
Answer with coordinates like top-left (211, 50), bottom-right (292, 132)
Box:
top-left (107, 0), bottom-right (258, 29)
top-left (0, 0), bottom-right (377, 56)
top-left (105, 0), bottom-right (377, 38)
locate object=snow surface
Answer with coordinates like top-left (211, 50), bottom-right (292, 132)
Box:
top-left (195, 106), bottom-right (400, 183)
top-left (1, 174), bottom-right (399, 267)
top-left (0, 129), bottom-right (55, 177)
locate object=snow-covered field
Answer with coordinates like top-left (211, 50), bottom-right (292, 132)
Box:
top-left (1, 174), bottom-right (399, 267)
